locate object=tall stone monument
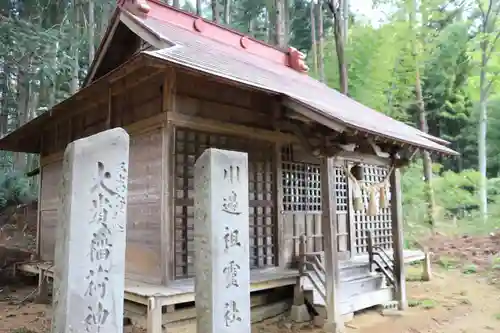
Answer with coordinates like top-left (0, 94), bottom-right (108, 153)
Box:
top-left (52, 128), bottom-right (130, 333)
top-left (194, 148), bottom-right (251, 333)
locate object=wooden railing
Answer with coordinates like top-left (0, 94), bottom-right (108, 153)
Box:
top-left (298, 234), bottom-right (326, 302)
top-left (366, 230), bottom-right (395, 286)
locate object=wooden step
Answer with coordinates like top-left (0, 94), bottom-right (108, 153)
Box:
top-left (305, 286), bottom-right (394, 317)
top-left (302, 272), bottom-right (386, 307)
top-left (339, 287), bottom-right (394, 315)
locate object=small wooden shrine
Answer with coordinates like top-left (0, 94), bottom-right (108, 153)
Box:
top-left (0, 1), bottom-right (456, 332)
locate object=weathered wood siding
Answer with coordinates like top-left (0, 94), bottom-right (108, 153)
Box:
top-left (126, 128), bottom-right (163, 284)
top-left (38, 129), bottom-right (164, 284)
top-left (37, 71), bottom-right (165, 283)
top-left (39, 160), bottom-right (62, 261)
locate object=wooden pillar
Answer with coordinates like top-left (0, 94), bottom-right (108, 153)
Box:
top-left (390, 167), bottom-right (407, 310)
top-left (35, 152), bottom-right (43, 260)
top-left (275, 142), bottom-right (286, 267)
top-left (147, 297), bottom-right (163, 333)
top-left (320, 157), bottom-right (344, 332)
top-left (272, 100), bottom-right (286, 268)
top-left (161, 68), bottom-right (176, 285)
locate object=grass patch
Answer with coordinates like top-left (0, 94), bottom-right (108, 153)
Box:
top-left (495, 313), bottom-right (500, 321)
top-left (421, 299), bottom-right (438, 309)
top-left (407, 298), bottom-right (438, 309)
top-left (406, 265), bottom-right (424, 281)
top-left (408, 299), bottom-right (421, 307)
top-left (492, 257), bottom-right (500, 270)
top-left (462, 264), bottom-right (478, 274)
top-left (437, 256), bottom-right (459, 270)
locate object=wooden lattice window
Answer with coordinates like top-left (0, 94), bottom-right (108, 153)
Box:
top-left (352, 164), bottom-right (393, 254)
top-left (173, 128), bottom-right (276, 279)
top-left (281, 146), bottom-right (348, 213)
top-left (281, 146), bottom-right (350, 255)
top-left (282, 162), bottom-right (321, 212)
top-left (334, 166), bottom-right (348, 213)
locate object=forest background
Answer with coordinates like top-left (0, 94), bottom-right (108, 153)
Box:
top-left (1, 0), bottom-right (500, 244)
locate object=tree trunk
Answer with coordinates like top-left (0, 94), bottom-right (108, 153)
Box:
top-left (211, 0), bottom-right (220, 23)
top-left (223, 0), bottom-right (231, 24)
top-left (71, 0), bottom-right (80, 94)
top-left (284, 0), bottom-right (290, 45)
top-left (197, 0), bottom-right (202, 16)
top-left (310, 2), bottom-right (318, 75)
top-left (0, 62), bottom-right (10, 137)
top-left (14, 62), bottom-right (30, 172)
top-left (273, 0), bottom-right (285, 47)
top-left (342, 0), bottom-right (349, 45)
top-left (317, 2), bottom-right (325, 83)
top-left (412, 0), bottom-right (436, 227)
top-left (330, 2), bottom-right (347, 93)
top-left (415, 67), bottom-right (436, 227)
top-left (479, 63), bottom-right (488, 221)
top-left (48, 42), bottom-right (59, 108)
top-left (99, 2), bottom-right (110, 39)
top-left (173, 0), bottom-right (180, 8)
top-left (88, 0), bottom-right (95, 61)
top-left (266, 7), bottom-right (273, 43)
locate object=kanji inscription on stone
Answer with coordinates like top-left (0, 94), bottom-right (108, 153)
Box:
top-left (194, 148), bottom-right (250, 333)
top-left (51, 128), bottom-right (129, 333)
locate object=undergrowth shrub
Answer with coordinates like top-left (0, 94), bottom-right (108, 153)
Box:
top-left (401, 162), bottom-right (500, 244)
top-left (0, 171), bottom-right (35, 211)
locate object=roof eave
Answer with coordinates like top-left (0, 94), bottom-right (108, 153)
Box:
top-left (141, 52), bottom-right (458, 157)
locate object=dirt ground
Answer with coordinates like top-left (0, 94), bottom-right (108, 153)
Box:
top-left (1, 205), bottom-right (500, 333)
top-left (1, 264), bottom-right (499, 333)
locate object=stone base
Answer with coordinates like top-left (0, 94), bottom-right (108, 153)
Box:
top-left (34, 270), bottom-right (50, 305)
top-left (322, 320), bottom-right (345, 333)
top-left (289, 304), bottom-right (311, 323)
top-left (313, 313), bottom-right (351, 332)
top-left (422, 252), bottom-right (432, 281)
top-left (381, 309), bottom-right (405, 317)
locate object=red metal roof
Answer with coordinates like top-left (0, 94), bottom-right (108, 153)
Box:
top-left (126, 13), bottom-right (456, 155)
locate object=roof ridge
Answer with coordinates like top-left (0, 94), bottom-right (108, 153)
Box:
top-left (119, 0), bottom-right (308, 73)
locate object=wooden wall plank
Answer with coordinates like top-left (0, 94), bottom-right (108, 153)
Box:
top-left (126, 128), bottom-right (163, 284)
top-left (39, 160), bottom-right (62, 261)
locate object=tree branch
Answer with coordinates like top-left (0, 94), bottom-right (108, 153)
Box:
top-left (476, 0), bottom-right (485, 18)
top-left (484, 72), bottom-right (500, 96)
top-left (487, 2), bottom-right (500, 33)
top-left (485, 29), bottom-right (500, 64)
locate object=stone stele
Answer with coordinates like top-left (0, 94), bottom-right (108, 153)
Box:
top-left (194, 148), bottom-right (251, 333)
top-left (52, 128), bottom-right (130, 333)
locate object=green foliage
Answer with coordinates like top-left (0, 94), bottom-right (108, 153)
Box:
top-left (462, 264), bottom-right (478, 274)
top-left (407, 298), bottom-right (438, 309)
top-left (402, 160), bottom-right (500, 241)
top-left (9, 329), bottom-right (38, 333)
top-left (0, 171), bottom-right (35, 210)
